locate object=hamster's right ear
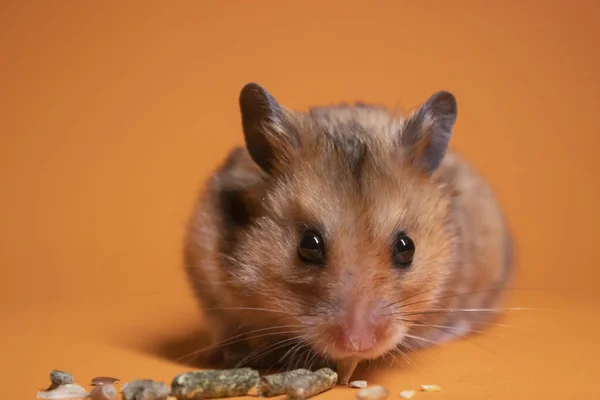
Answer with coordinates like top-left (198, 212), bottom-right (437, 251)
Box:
top-left (401, 91), bottom-right (457, 174)
top-left (239, 83), bottom-right (300, 175)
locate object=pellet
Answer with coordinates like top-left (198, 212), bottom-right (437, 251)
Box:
top-left (399, 390), bottom-right (416, 399)
top-left (348, 380), bottom-right (368, 389)
top-left (257, 369), bottom-right (313, 397)
top-left (171, 368), bottom-right (260, 399)
top-left (285, 368), bottom-right (338, 400)
top-left (122, 379), bottom-right (170, 400)
top-left (48, 370), bottom-right (74, 390)
top-left (355, 385), bottom-right (389, 400)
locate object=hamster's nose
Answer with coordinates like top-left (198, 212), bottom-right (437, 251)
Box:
top-left (339, 324), bottom-right (377, 352)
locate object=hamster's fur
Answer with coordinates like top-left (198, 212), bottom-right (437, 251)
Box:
top-left (184, 83), bottom-right (514, 371)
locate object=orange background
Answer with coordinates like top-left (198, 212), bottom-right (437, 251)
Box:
top-left (1, 1), bottom-right (599, 399)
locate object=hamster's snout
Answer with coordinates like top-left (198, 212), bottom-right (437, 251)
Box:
top-left (324, 296), bottom-right (398, 359)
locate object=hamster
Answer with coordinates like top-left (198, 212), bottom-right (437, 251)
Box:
top-left (183, 83), bottom-right (514, 380)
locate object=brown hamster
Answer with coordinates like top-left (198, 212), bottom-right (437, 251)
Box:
top-left (183, 83), bottom-right (514, 378)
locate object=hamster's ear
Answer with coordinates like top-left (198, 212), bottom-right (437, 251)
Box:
top-left (401, 91), bottom-right (457, 173)
top-left (239, 83), bottom-right (300, 175)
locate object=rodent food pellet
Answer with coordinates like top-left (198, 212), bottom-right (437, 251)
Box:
top-left (420, 384), bottom-right (441, 392)
top-left (285, 368), bottom-right (338, 400)
top-left (257, 369), bottom-right (313, 397)
top-left (399, 390), bottom-right (416, 399)
top-left (48, 370), bottom-right (75, 390)
top-left (355, 385), bottom-right (390, 400)
top-left (122, 379), bottom-right (170, 400)
top-left (171, 368), bottom-right (260, 399)
top-left (348, 380), bottom-right (368, 389)
top-left (90, 376), bottom-right (120, 386)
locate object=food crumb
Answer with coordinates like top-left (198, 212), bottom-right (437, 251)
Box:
top-left (399, 389), bottom-right (416, 399)
top-left (355, 385), bottom-right (389, 400)
top-left (419, 384), bottom-right (441, 393)
top-left (348, 380), bottom-right (368, 389)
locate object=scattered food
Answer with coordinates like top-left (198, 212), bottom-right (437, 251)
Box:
top-left (37, 383), bottom-right (89, 399)
top-left (171, 368), bottom-right (260, 399)
top-left (355, 385), bottom-right (389, 400)
top-left (399, 390), bottom-right (416, 399)
top-left (257, 369), bottom-right (313, 397)
top-left (348, 380), bottom-right (368, 389)
top-left (419, 385), bottom-right (441, 393)
top-left (91, 376), bottom-right (120, 386)
top-left (286, 368), bottom-right (338, 400)
top-left (48, 370), bottom-right (75, 390)
top-left (122, 380), bottom-right (170, 400)
top-left (90, 384), bottom-right (118, 400)
top-left (336, 358), bottom-right (359, 385)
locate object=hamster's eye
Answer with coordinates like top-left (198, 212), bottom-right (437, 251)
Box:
top-left (297, 230), bottom-right (326, 265)
top-left (393, 232), bottom-right (415, 268)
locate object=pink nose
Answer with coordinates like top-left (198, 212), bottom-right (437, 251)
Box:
top-left (339, 325), bottom-right (377, 352)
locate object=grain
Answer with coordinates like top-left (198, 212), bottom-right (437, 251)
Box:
top-left (90, 376), bottom-right (120, 386)
top-left (122, 380), bottom-right (170, 400)
top-left (171, 368), bottom-right (260, 399)
top-left (399, 390), bottom-right (416, 399)
top-left (355, 385), bottom-right (389, 400)
top-left (257, 369), bottom-right (313, 397)
top-left (348, 381), bottom-right (368, 389)
top-left (419, 385), bottom-right (441, 393)
top-left (36, 383), bottom-right (89, 399)
top-left (285, 368), bottom-right (338, 400)
top-left (90, 384), bottom-right (118, 400)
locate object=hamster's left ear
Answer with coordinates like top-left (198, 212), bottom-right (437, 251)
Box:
top-left (401, 91), bottom-right (457, 173)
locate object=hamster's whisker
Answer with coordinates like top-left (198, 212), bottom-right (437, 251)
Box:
top-left (396, 318), bottom-right (503, 337)
top-left (402, 333), bottom-right (441, 347)
top-left (394, 307), bottom-right (534, 317)
top-left (237, 334), bottom-right (311, 369)
top-left (175, 327), bottom-right (306, 362)
top-left (204, 306), bottom-right (290, 314)
top-left (383, 287), bottom-right (432, 310)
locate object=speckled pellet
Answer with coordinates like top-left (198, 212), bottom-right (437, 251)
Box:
top-left (48, 369), bottom-right (74, 389)
top-left (171, 368), bottom-right (260, 399)
top-left (257, 369), bottom-right (313, 397)
top-left (90, 384), bottom-right (118, 400)
top-left (285, 368), bottom-right (338, 400)
top-left (355, 385), bottom-right (389, 400)
top-left (122, 380), bottom-right (170, 400)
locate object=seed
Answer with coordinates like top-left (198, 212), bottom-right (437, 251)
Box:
top-left (171, 368), bottom-right (260, 399)
top-left (348, 381), bottom-right (368, 389)
top-left (355, 385), bottom-right (389, 400)
top-left (90, 384), bottom-right (118, 400)
top-left (285, 368), bottom-right (338, 400)
top-left (257, 369), bottom-right (313, 397)
top-left (37, 383), bottom-right (89, 399)
top-left (91, 376), bottom-right (120, 386)
top-left (336, 358), bottom-right (359, 385)
top-left (419, 385), bottom-right (441, 393)
top-left (47, 370), bottom-right (75, 390)
top-left (122, 380), bottom-right (170, 400)
top-left (399, 390), bottom-right (416, 399)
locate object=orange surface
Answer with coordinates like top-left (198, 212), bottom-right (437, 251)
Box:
top-left (2, 1), bottom-right (599, 399)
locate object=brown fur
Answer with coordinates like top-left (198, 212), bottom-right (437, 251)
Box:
top-left (183, 91), bottom-right (514, 370)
